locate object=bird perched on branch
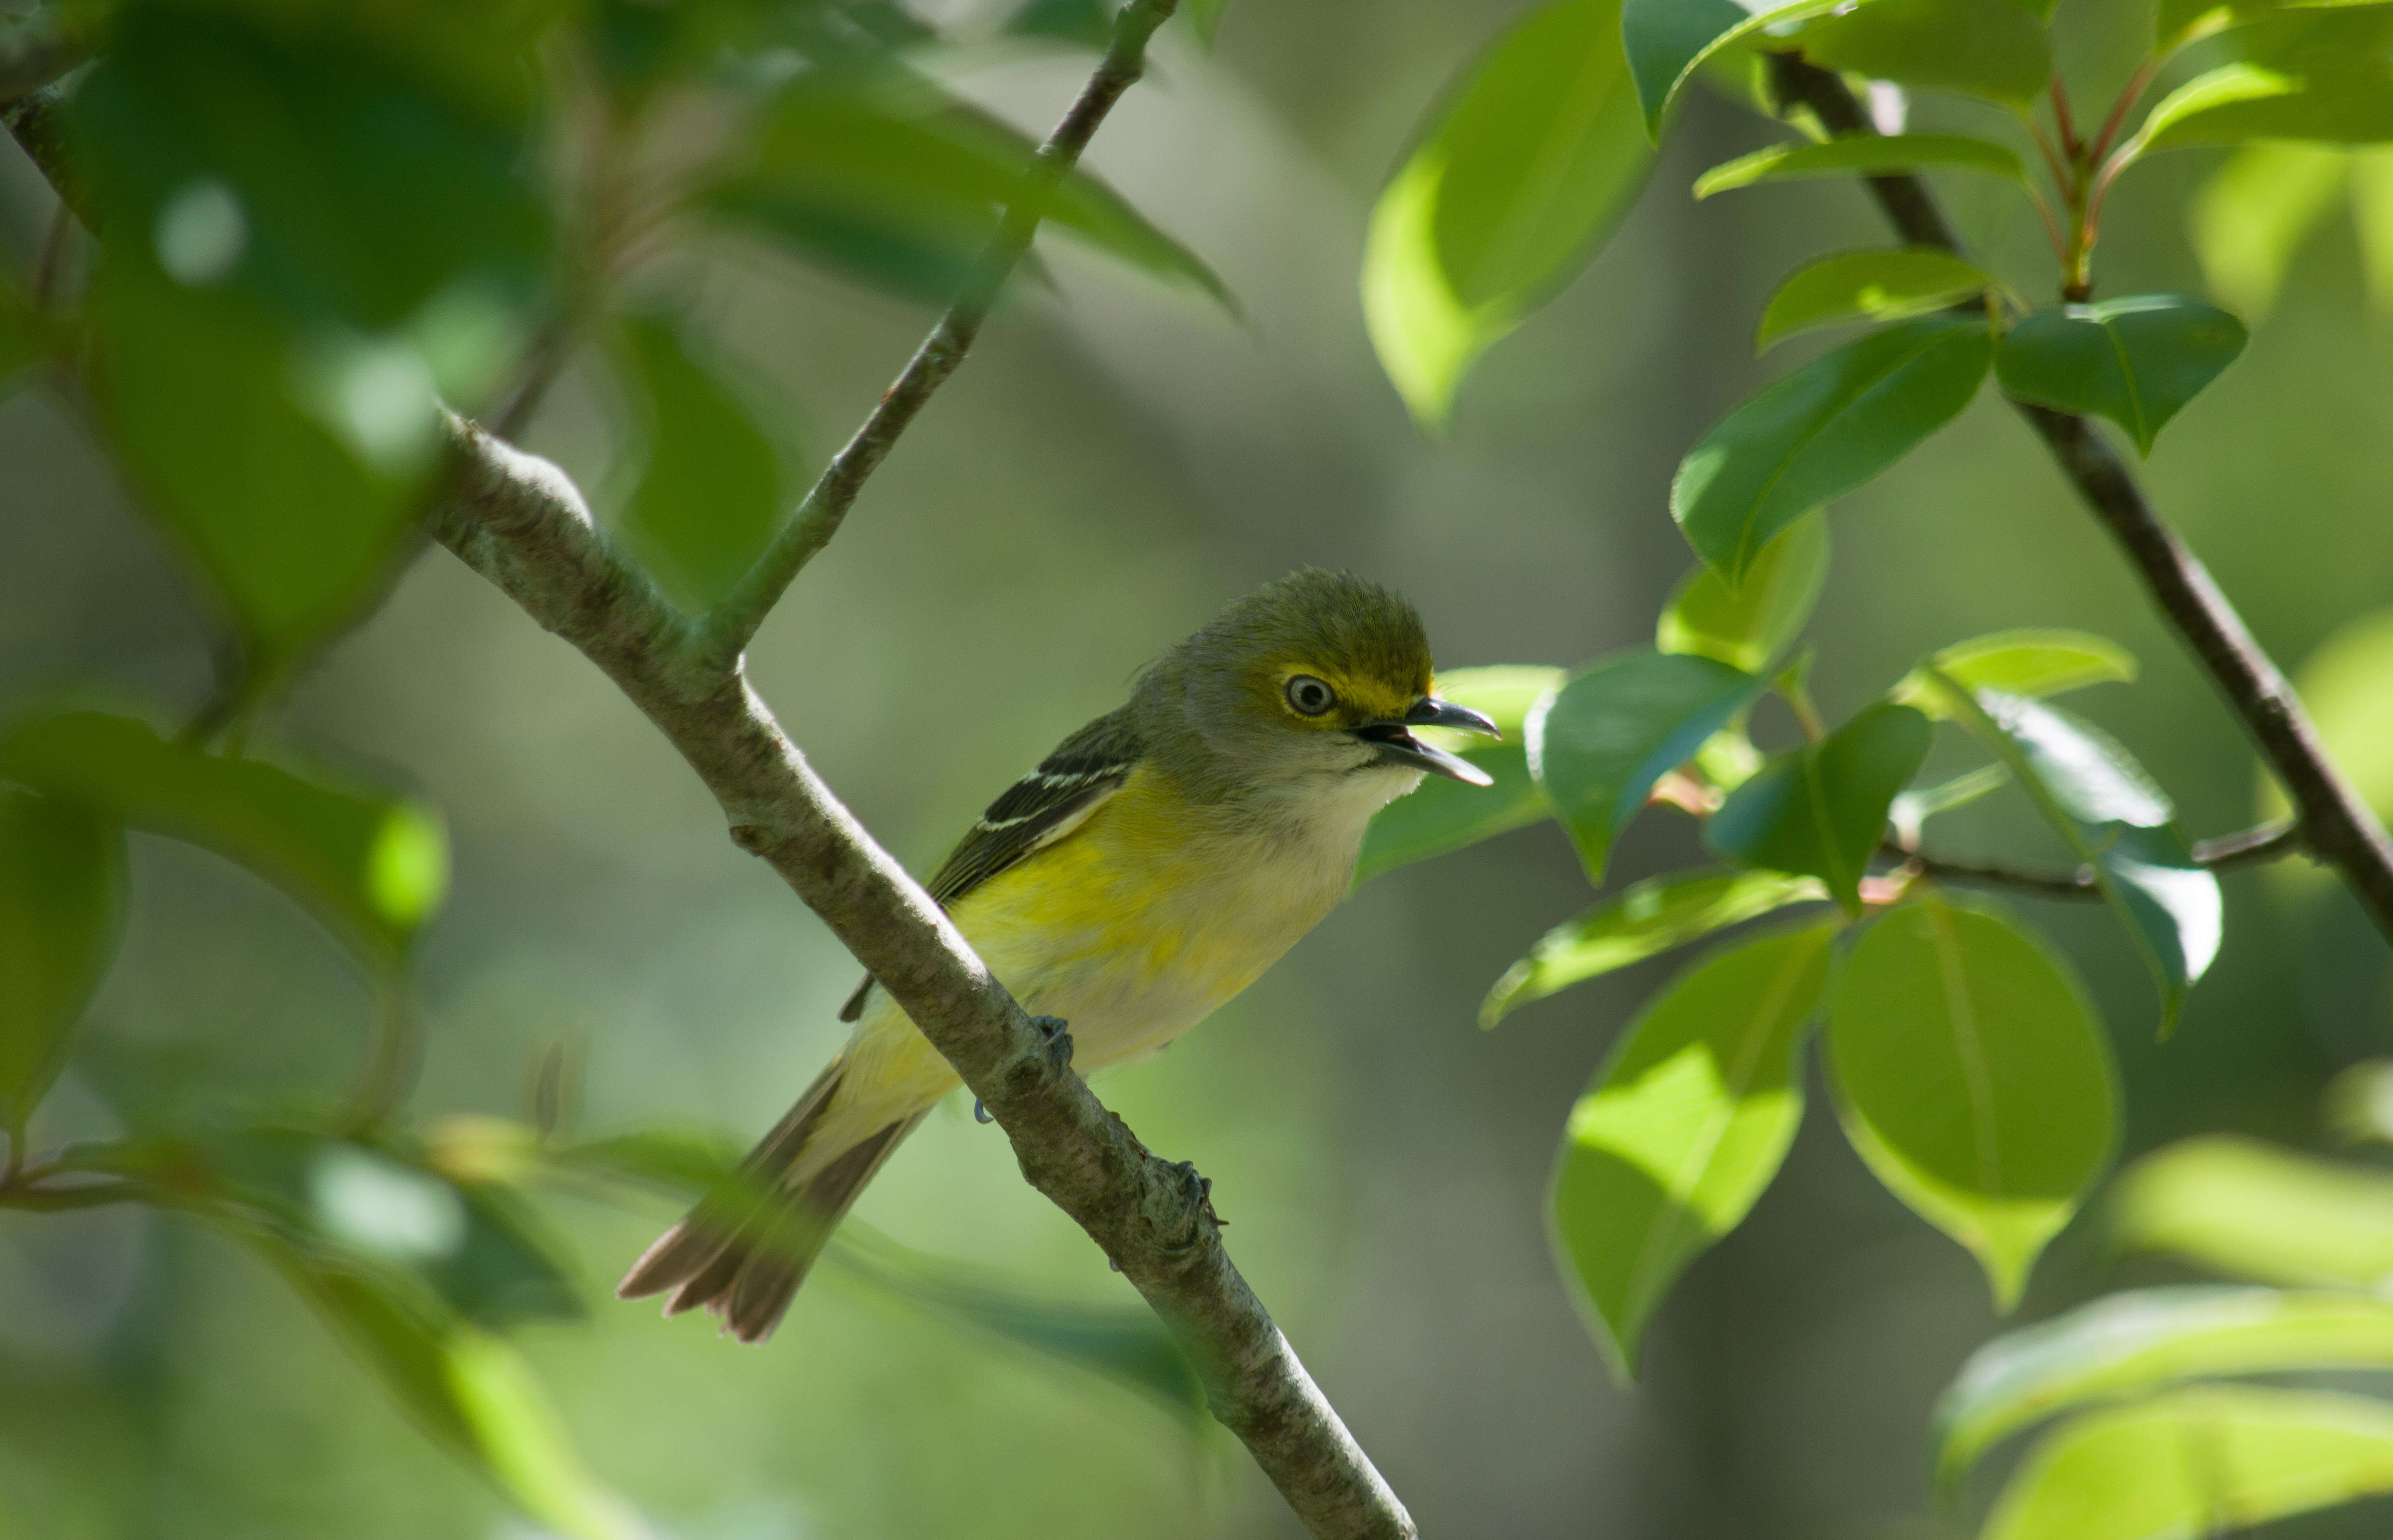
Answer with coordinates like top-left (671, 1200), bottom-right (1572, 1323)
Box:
top-left (620, 568), bottom-right (1498, 1341)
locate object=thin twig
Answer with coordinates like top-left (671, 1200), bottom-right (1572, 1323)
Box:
top-left (691, 0), bottom-right (1179, 670)
top-left (1766, 53), bottom-right (2393, 946)
top-left (1886, 820), bottom-right (2305, 903)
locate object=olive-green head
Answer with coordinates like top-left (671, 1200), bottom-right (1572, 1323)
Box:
top-left (1138, 569), bottom-right (1498, 799)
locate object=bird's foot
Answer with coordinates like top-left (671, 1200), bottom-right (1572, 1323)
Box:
top-left (972, 1099), bottom-right (993, 1124)
top-left (1031, 1014), bottom-right (1074, 1071)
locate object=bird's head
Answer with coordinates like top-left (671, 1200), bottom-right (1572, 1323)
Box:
top-left (1143, 569), bottom-right (1499, 800)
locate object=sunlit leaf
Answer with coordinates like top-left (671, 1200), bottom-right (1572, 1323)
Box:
top-left (1482, 869), bottom-right (1827, 1026)
top-left (1673, 316), bottom-right (1994, 581)
top-left (2190, 143), bottom-right (2348, 320)
top-left (609, 312), bottom-right (794, 611)
top-left (2139, 14), bottom-right (2393, 151)
top-left (0, 791), bottom-right (126, 1132)
top-left (1893, 629), bottom-right (2137, 716)
top-left (1361, 0), bottom-right (1651, 424)
top-left (1785, 0), bottom-right (2053, 107)
top-left (0, 712), bottom-right (447, 969)
top-left (1936, 1287), bottom-right (2393, 1491)
top-left (1620, 0), bottom-right (1860, 136)
top-left (1693, 134), bottom-right (2029, 199)
top-left (1995, 297), bottom-right (2248, 455)
top-left (1657, 512), bottom-right (1829, 672)
top-left (1829, 893), bottom-right (2117, 1309)
top-left (1527, 651), bottom-right (1767, 881)
top-left (1706, 702), bottom-right (1930, 914)
top-left (1983, 1386), bottom-right (2393, 1540)
top-left (1550, 925), bottom-right (1835, 1374)
top-left (2113, 1134), bottom-right (2393, 1288)
top-left (1754, 248), bottom-right (1993, 351)
top-left (1359, 666), bottom-right (1563, 880)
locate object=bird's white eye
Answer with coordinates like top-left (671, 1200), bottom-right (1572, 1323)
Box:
top-left (1285, 674), bottom-right (1336, 716)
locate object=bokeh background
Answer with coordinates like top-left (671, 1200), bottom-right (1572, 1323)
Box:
top-left (6, 0), bottom-right (2393, 1536)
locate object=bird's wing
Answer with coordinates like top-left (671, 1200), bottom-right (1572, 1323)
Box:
top-left (837, 708), bottom-right (1142, 1022)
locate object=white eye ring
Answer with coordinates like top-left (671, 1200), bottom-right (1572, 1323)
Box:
top-left (1285, 675), bottom-right (1336, 716)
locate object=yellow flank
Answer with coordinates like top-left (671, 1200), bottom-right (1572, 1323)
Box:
top-left (792, 757), bottom-right (1404, 1173)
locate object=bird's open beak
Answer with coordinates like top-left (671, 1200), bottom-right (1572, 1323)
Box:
top-left (1354, 696), bottom-right (1502, 786)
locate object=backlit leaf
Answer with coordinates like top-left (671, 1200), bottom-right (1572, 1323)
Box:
top-left (1983, 1386), bottom-right (2393, 1540)
top-left (1693, 134), bottom-right (2028, 199)
top-left (2139, 13), bottom-right (2393, 151)
top-left (2190, 143), bottom-right (2348, 320)
top-left (0, 792), bottom-right (126, 1132)
top-left (1482, 868), bottom-right (1827, 1026)
top-left (1893, 629), bottom-right (2137, 716)
top-left (1362, 0), bottom-right (1651, 424)
top-left (1359, 666), bottom-right (1562, 880)
top-left (1, 713), bottom-right (446, 969)
top-left (1527, 651), bottom-right (1767, 881)
top-left (1657, 512), bottom-right (1829, 672)
top-left (1996, 297), bottom-right (2247, 455)
top-left (2113, 1134), bottom-right (2393, 1288)
top-left (1550, 925), bottom-right (1835, 1374)
top-left (1673, 316), bottom-right (1994, 581)
top-left (1706, 701), bottom-right (1931, 914)
top-left (1829, 893), bottom-right (2117, 1309)
top-left (1785, 0), bottom-right (2053, 107)
top-left (1754, 248), bottom-right (1993, 351)
top-left (1936, 1287), bottom-right (2393, 1490)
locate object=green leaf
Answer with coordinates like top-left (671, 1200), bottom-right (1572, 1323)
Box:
top-left (1549, 925), bottom-right (1835, 1374)
top-left (1828, 893), bottom-right (2117, 1309)
top-left (1706, 701), bottom-right (1931, 914)
top-left (1188, 0), bottom-right (1233, 44)
top-left (1361, 0), bottom-right (1651, 424)
top-left (1620, 0), bottom-right (1859, 136)
top-left (1995, 297), bottom-right (2248, 455)
top-left (832, 1225), bottom-right (1206, 1422)
top-left (1889, 763), bottom-right (2011, 844)
top-left (1527, 651), bottom-right (1768, 881)
top-left (0, 792), bottom-right (126, 1132)
top-left (2113, 1134), bottom-right (2393, 1288)
top-left (1007, 0), bottom-right (1117, 49)
top-left (1892, 628), bottom-right (2138, 716)
top-left (609, 312), bottom-right (793, 611)
top-left (2352, 149), bottom-right (2393, 319)
top-left (0, 713), bottom-right (447, 969)
top-left (1936, 1287), bottom-right (2393, 1491)
top-left (2261, 607), bottom-right (2393, 830)
top-left (2190, 143), bottom-right (2348, 320)
top-left (1930, 681), bottom-right (2220, 1030)
top-left (710, 68), bottom-right (1226, 308)
top-left (1358, 666), bottom-right (1563, 880)
top-left (1672, 316), bottom-right (1995, 581)
top-left (1693, 134), bottom-right (2030, 199)
top-left (2139, 15), bottom-right (2393, 151)
top-left (1983, 1386), bottom-right (2393, 1540)
top-left (1754, 248), bottom-right (1993, 351)
top-left (1785, 0), bottom-right (2053, 108)
top-left (1657, 511), bottom-right (1830, 672)
top-left (1482, 869), bottom-right (1827, 1026)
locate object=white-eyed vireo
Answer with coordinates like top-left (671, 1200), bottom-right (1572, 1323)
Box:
top-left (620, 569), bottom-right (1498, 1340)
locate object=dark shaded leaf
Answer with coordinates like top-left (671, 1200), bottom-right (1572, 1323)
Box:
top-left (1621, 0), bottom-right (1855, 136)
top-left (1786, 0), bottom-right (2052, 107)
top-left (1996, 297), bottom-right (2248, 454)
top-left (1705, 701), bottom-right (1930, 913)
top-left (0, 791), bottom-right (126, 1131)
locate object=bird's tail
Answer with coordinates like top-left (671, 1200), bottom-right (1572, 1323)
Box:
top-left (617, 1054), bottom-right (924, 1343)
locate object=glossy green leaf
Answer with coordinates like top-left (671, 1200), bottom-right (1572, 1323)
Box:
top-left (1620, 0), bottom-right (1858, 136)
top-left (1983, 1386), bottom-right (2393, 1540)
top-left (2141, 13), bottom-right (2393, 150)
top-left (1657, 512), bottom-right (1829, 672)
top-left (1359, 666), bottom-right (1562, 880)
top-left (2113, 1134), bottom-right (2393, 1288)
top-left (1527, 651), bottom-right (1768, 881)
top-left (610, 312), bottom-right (792, 611)
top-left (1482, 869), bottom-right (1827, 1025)
top-left (1754, 248), bottom-right (1993, 351)
top-left (1937, 1287), bottom-right (2393, 1490)
top-left (1893, 629), bottom-right (2138, 716)
top-left (1829, 893), bottom-right (2117, 1309)
top-left (1673, 316), bottom-right (1994, 581)
top-left (710, 68), bottom-right (1224, 307)
top-left (0, 713), bottom-right (447, 969)
top-left (1996, 297), bottom-right (2248, 455)
top-left (1550, 925), bottom-right (1835, 1374)
top-left (2191, 143), bottom-right (2348, 320)
top-left (1693, 134), bottom-right (2029, 199)
top-left (1786, 0), bottom-right (2053, 107)
top-left (1361, 0), bottom-right (1651, 424)
top-left (1707, 702), bottom-right (1931, 914)
top-left (0, 792), bottom-right (126, 1132)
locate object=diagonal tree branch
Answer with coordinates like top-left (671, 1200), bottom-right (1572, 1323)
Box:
top-left (1766, 51), bottom-right (2393, 945)
top-left (689, 0), bottom-right (1180, 672)
top-left (434, 418), bottom-right (1414, 1540)
top-left (1885, 819), bottom-right (2304, 902)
